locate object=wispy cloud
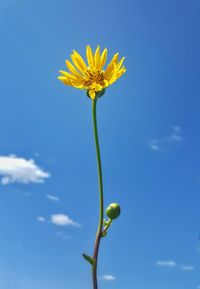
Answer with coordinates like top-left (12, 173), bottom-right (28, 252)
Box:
top-left (99, 275), bottom-right (116, 281)
top-left (0, 155), bottom-right (50, 185)
top-left (156, 260), bottom-right (176, 267)
top-left (37, 216), bottom-right (46, 222)
top-left (56, 231), bottom-right (72, 240)
top-left (46, 194), bottom-right (59, 202)
top-left (15, 189), bottom-right (32, 197)
top-left (148, 139), bottom-right (160, 151)
top-left (148, 126), bottom-right (183, 152)
top-left (180, 265), bottom-right (194, 271)
top-left (51, 214), bottom-right (80, 227)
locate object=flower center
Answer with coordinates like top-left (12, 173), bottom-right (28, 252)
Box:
top-left (82, 69), bottom-right (105, 87)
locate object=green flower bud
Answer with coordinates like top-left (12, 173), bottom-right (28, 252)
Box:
top-left (106, 203), bottom-right (121, 220)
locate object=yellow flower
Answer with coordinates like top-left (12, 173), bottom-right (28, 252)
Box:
top-left (58, 45), bottom-right (126, 99)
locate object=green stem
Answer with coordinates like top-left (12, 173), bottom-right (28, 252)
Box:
top-left (92, 99), bottom-right (104, 289)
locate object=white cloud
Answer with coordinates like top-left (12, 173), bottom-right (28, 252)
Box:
top-left (46, 194), bottom-right (59, 202)
top-left (0, 155), bottom-right (50, 185)
top-left (165, 126), bottom-right (183, 142)
top-left (37, 216), bottom-right (46, 222)
top-left (51, 214), bottom-right (80, 227)
top-left (148, 126), bottom-right (183, 152)
top-left (156, 260), bottom-right (176, 267)
top-left (181, 265), bottom-right (194, 271)
top-left (148, 139), bottom-right (161, 151)
top-left (99, 275), bottom-right (116, 281)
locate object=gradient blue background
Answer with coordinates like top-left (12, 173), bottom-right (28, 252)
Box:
top-left (0, 0), bottom-right (200, 288)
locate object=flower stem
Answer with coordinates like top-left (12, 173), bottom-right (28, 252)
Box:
top-left (92, 99), bottom-right (104, 289)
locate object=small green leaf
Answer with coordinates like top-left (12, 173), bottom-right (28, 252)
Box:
top-left (103, 219), bottom-right (108, 225)
top-left (82, 254), bottom-right (96, 266)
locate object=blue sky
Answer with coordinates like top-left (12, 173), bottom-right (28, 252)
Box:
top-left (0, 0), bottom-right (200, 288)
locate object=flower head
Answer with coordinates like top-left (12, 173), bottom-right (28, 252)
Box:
top-left (58, 45), bottom-right (126, 99)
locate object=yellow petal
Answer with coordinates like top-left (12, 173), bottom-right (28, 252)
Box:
top-left (100, 48), bottom-right (107, 69)
top-left (59, 70), bottom-right (77, 80)
top-left (95, 83), bottom-right (103, 91)
top-left (104, 53), bottom-right (119, 77)
top-left (65, 60), bottom-right (83, 78)
top-left (73, 50), bottom-right (87, 71)
top-left (86, 45), bottom-right (94, 67)
top-left (71, 81), bottom-right (84, 89)
top-left (109, 75), bottom-right (117, 85)
top-left (71, 54), bottom-right (86, 75)
top-left (89, 89), bottom-right (96, 99)
top-left (88, 83), bottom-right (103, 92)
top-left (57, 76), bottom-right (73, 86)
top-left (88, 83), bottom-right (96, 89)
top-left (116, 57), bottom-right (125, 71)
top-left (103, 79), bottom-right (109, 87)
top-left (94, 45), bottom-right (100, 69)
top-left (57, 76), bottom-right (66, 82)
top-left (116, 67), bottom-right (126, 78)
